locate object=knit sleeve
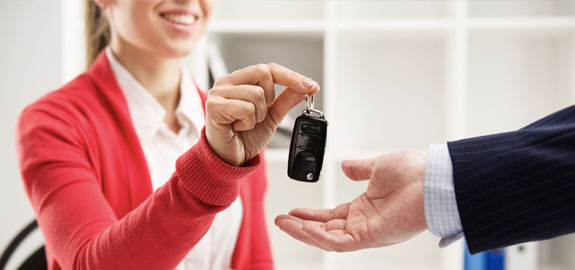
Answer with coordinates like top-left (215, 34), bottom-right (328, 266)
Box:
top-left (17, 107), bottom-right (261, 270)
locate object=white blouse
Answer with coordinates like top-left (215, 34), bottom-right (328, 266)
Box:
top-left (106, 48), bottom-right (243, 270)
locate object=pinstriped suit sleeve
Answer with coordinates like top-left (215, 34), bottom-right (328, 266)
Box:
top-left (447, 105), bottom-right (575, 254)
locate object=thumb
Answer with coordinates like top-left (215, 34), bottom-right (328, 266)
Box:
top-left (341, 158), bottom-right (375, 181)
top-left (267, 84), bottom-right (320, 125)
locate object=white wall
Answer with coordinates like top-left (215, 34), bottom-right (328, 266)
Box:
top-left (0, 0), bottom-right (63, 267)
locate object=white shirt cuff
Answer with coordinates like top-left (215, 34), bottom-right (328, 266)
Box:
top-left (424, 143), bottom-right (464, 247)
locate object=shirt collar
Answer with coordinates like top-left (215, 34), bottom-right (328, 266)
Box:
top-left (178, 68), bottom-right (206, 135)
top-left (105, 48), bottom-right (205, 142)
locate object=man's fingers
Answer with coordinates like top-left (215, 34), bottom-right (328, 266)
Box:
top-left (289, 208), bottom-right (333, 222)
top-left (342, 158), bottom-right (375, 181)
top-left (302, 224), bottom-right (358, 252)
top-left (325, 219), bottom-right (347, 231)
top-left (289, 203), bottom-right (351, 223)
top-left (280, 206), bottom-right (359, 252)
top-left (274, 215), bottom-right (333, 251)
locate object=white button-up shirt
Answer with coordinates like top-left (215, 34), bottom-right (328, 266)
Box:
top-left (106, 48), bottom-right (243, 270)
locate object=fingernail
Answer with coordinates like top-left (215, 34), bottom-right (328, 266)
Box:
top-left (302, 78), bottom-right (315, 89)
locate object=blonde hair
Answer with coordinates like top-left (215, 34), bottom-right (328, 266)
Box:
top-left (85, 1), bottom-right (111, 68)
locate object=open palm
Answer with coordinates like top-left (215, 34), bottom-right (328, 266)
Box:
top-left (275, 151), bottom-right (428, 252)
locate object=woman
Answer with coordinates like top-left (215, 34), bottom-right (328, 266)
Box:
top-left (16, 0), bottom-right (319, 269)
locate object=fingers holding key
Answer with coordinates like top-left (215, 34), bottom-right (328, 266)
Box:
top-left (215, 62), bottom-right (318, 104)
top-left (266, 63), bottom-right (320, 124)
top-left (208, 85), bottom-right (267, 123)
top-left (211, 63), bottom-right (319, 127)
top-left (267, 63), bottom-right (319, 94)
top-left (206, 63), bottom-right (320, 166)
top-left (216, 64), bottom-right (276, 105)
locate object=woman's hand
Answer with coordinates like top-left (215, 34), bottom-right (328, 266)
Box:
top-left (205, 63), bottom-right (319, 166)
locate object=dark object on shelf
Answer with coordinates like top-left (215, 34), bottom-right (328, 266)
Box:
top-left (0, 219), bottom-right (46, 270)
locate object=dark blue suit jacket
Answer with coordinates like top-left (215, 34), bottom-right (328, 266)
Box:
top-left (447, 105), bottom-right (575, 254)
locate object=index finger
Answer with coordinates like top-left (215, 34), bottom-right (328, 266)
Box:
top-left (289, 203), bottom-right (351, 223)
top-left (217, 64), bottom-right (276, 104)
top-left (268, 63), bottom-right (319, 94)
top-left (274, 215), bottom-right (333, 251)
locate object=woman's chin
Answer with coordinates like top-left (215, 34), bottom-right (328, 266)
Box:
top-left (171, 46), bottom-right (195, 58)
top-left (152, 42), bottom-right (197, 59)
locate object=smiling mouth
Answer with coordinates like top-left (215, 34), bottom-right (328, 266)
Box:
top-left (160, 13), bottom-right (197, 26)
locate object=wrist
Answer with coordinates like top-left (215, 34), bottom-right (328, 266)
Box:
top-left (177, 127), bottom-right (261, 206)
top-left (205, 123), bottom-right (246, 166)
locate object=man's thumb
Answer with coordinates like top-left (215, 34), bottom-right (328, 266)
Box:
top-left (341, 158), bottom-right (375, 181)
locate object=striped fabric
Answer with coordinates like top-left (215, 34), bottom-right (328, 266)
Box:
top-left (447, 105), bottom-right (575, 254)
top-left (424, 143), bottom-right (464, 247)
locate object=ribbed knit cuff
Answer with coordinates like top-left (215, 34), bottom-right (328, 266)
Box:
top-left (176, 127), bottom-right (261, 206)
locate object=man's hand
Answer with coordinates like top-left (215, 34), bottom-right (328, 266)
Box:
top-left (275, 151), bottom-right (427, 252)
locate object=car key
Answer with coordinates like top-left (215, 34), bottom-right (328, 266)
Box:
top-left (288, 93), bottom-right (328, 182)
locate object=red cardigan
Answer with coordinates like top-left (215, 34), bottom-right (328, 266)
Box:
top-left (16, 52), bottom-right (273, 269)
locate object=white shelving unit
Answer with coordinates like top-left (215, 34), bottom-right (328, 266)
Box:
top-left (44, 0), bottom-right (575, 269)
top-left (188, 1), bottom-right (575, 269)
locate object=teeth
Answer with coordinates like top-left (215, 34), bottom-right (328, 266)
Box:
top-left (162, 14), bottom-right (196, 26)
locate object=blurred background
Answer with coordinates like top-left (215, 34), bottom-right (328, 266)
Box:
top-left (1, 0), bottom-right (574, 269)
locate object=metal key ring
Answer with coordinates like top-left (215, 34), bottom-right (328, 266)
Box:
top-left (304, 93), bottom-right (314, 114)
top-left (303, 93), bottom-right (325, 118)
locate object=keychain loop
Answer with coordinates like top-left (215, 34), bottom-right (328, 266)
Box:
top-left (303, 93), bottom-right (325, 118)
top-left (304, 93), bottom-right (314, 113)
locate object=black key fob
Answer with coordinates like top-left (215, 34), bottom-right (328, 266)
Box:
top-left (288, 107), bottom-right (328, 182)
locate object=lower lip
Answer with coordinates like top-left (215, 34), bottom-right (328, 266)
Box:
top-left (160, 16), bottom-right (197, 35)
